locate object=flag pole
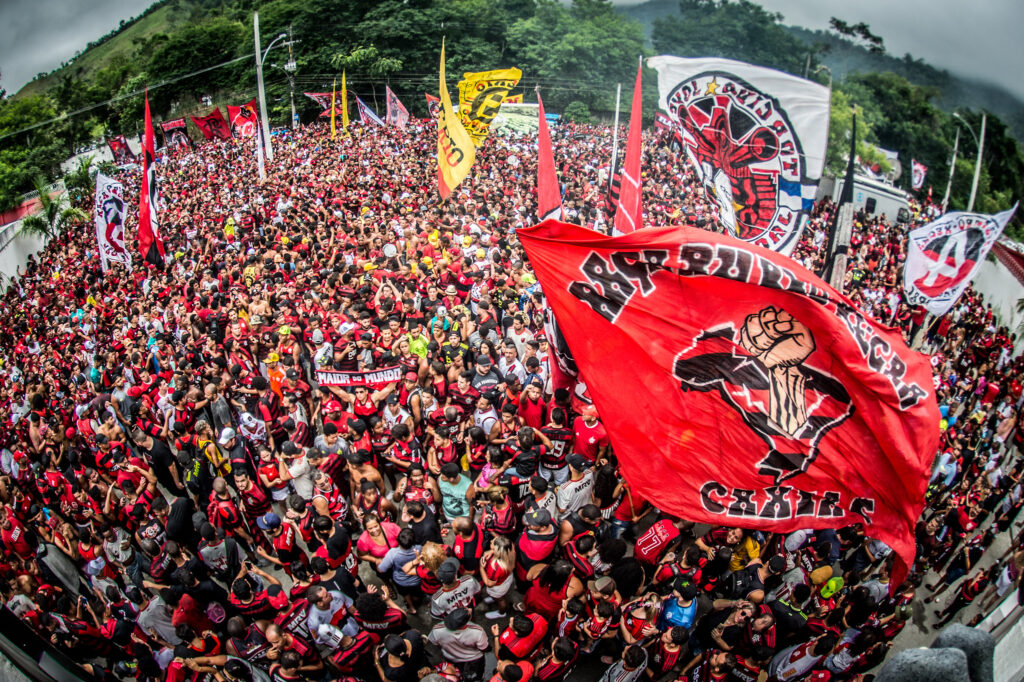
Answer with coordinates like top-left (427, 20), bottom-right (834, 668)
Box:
top-left (826, 110), bottom-right (856, 291)
top-left (608, 82), bottom-right (622, 235)
top-left (942, 128), bottom-right (959, 213)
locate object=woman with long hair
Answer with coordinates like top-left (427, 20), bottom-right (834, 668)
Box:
top-left (524, 559), bottom-right (584, 622)
top-left (480, 535), bottom-right (516, 619)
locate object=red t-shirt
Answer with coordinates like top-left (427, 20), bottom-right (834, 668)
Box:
top-left (572, 417), bottom-right (609, 462)
top-left (634, 519), bottom-right (680, 566)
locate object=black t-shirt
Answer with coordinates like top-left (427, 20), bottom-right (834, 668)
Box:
top-left (165, 496), bottom-right (198, 546)
top-left (410, 510), bottom-right (442, 545)
top-left (146, 439), bottom-right (179, 485)
top-left (378, 630), bottom-right (424, 682)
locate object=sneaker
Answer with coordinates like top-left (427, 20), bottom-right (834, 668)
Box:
top-left (485, 610), bottom-right (507, 620)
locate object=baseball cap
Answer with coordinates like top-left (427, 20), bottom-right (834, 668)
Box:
top-left (525, 508), bottom-right (551, 527)
top-left (436, 558), bottom-right (460, 584)
top-left (566, 453), bottom-right (589, 471)
top-left (672, 578), bottom-right (698, 600)
top-left (404, 371), bottom-right (418, 382)
top-left (285, 369), bottom-right (299, 380)
top-left (444, 607), bottom-right (471, 630)
top-left (311, 330), bottom-right (324, 344)
top-left (476, 353), bottom-right (492, 366)
top-left (386, 394), bottom-right (400, 405)
top-left (588, 576), bottom-right (616, 595)
top-left (278, 326), bottom-right (291, 336)
top-left (218, 427), bottom-right (236, 445)
top-left (266, 352), bottom-right (280, 363)
top-left (256, 512), bottom-right (281, 530)
top-left (767, 555), bottom-right (786, 574)
top-left (324, 400), bottom-right (343, 413)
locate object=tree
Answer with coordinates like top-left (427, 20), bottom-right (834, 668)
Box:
top-left (63, 155), bottom-right (96, 208)
top-left (19, 177), bottom-right (88, 240)
top-left (829, 17), bottom-right (885, 54)
top-left (563, 101), bottom-right (591, 123)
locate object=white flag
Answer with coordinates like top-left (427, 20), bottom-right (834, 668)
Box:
top-left (355, 96), bottom-right (385, 127)
top-left (648, 56), bottom-right (830, 255)
top-left (911, 159), bottom-right (927, 191)
top-left (385, 86), bottom-right (409, 129)
top-left (904, 205), bottom-right (1017, 315)
top-left (94, 173), bottom-right (131, 272)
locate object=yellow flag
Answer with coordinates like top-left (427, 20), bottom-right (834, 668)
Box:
top-left (341, 71), bottom-right (350, 131)
top-left (330, 78), bottom-right (337, 139)
top-left (457, 67), bottom-right (522, 146)
top-left (437, 40), bottom-right (476, 200)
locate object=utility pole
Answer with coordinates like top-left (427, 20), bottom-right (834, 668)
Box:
top-left (969, 113), bottom-right (986, 212)
top-left (607, 82), bottom-right (622, 236)
top-left (253, 12), bottom-right (273, 162)
top-left (941, 128), bottom-right (959, 213)
top-left (284, 25), bottom-right (298, 129)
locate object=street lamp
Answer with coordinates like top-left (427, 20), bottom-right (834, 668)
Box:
top-left (952, 111), bottom-right (986, 212)
top-left (254, 11), bottom-right (288, 163)
top-left (813, 64), bottom-right (832, 90)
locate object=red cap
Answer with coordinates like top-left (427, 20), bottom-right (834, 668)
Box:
top-left (404, 371), bottom-right (418, 382)
top-left (581, 404), bottom-right (599, 418)
top-left (324, 400), bottom-right (343, 414)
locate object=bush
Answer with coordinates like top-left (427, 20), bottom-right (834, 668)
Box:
top-left (562, 101), bottom-right (591, 124)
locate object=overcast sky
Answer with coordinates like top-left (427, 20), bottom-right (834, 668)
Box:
top-left (2, 0), bottom-right (1023, 101)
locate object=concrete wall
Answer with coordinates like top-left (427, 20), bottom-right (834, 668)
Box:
top-left (972, 255), bottom-right (1024, 350)
top-left (0, 221), bottom-right (48, 285)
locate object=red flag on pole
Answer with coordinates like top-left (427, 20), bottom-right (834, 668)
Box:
top-left (519, 220), bottom-right (938, 586)
top-left (190, 108), bottom-right (231, 140)
top-left (536, 92), bottom-right (561, 222)
top-left (613, 59), bottom-right (644, 234)
top-left (138, 93), bottom-right (165, 268)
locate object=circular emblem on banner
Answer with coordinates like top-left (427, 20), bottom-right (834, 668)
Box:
top-left (913, 227), bottom-right (985, 297)
top-left (666, 72), bottom-right (807, 253)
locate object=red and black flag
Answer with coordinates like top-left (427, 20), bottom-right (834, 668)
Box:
top-left (613, 59), bottom-right (644, 234)
top-left (303, 92), bottom-right (334, 118)
top-left (536, 91), bottom-right (561, 222)
top-left (519, 220), bottom-right (939, 587)
top-left (190, 108), bottom-right (231, 141)
top-left (160, 118), bottom-right (192, 150)
top-left (424, 93), bottom-right (441, 120)
top-left (138, 93), bottom-right (165, 269)
top-left (227, 99), bottom-right (259, 138)
top-left (107, 135), bottom-right (136, 165)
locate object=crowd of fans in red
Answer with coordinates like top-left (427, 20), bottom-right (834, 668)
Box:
top-left (0, 115), bottom-right (1020, 682)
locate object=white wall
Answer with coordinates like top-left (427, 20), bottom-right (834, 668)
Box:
top-left (972, 256), bottom-right (1024, 350)
top-left (0, 221), bottom-right (48, 285)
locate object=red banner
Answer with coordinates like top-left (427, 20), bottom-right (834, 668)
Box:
top-left (190, 108), bottom-right (231, 141)
top-left (613, 61), bottom-right (643, 234)
top-left (425, 93), bottom-right (441, 120)
top-left (536, 92), bottom-right (561, 222)
top-left (519, 220), bottom-right (939, 585)
top-left (160, 118), bottom-right (192, 150)
top-left (303, 92), bottom-right (334, 118)
top-left (227, 99), bottom-right (259, 138)
top-left (107, 135), bottom-right (135, 164)
top-left (138, 94), bottom-right (165, 268)
top-left (316, 366), bottom-right (403, 389)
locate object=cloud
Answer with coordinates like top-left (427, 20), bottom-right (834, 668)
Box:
top-left (0, 0), bottom-right (154, 94)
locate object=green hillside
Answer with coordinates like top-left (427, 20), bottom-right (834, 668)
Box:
top-left (15, 1), bottom-right (198, 101)
top-left (618, 0), bottom-right (1024, 142)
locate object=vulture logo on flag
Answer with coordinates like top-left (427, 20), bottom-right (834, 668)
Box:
top-left (667, 72), bottom-right (806, 252)
top-left (673, 306), bottom-right (853, 483)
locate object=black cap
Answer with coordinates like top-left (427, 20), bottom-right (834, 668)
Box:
top-left (566, 453), bottom-right (589, 471)
top-left (444, 607), bottom-right (471, 630)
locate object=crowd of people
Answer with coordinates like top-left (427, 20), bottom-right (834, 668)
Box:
top-left (0, 110), bottom-right (1020, 682)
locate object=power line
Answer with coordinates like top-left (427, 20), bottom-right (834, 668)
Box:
top-left (0, 53), bottom-right (255, 142)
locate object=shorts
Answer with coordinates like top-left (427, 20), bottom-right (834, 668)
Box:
top-left (393, 581), bottom-right (421, 597)
top-left (540, 464), bottom-right (569, 486)
top-left (486, 573), bottom-right (514, 600)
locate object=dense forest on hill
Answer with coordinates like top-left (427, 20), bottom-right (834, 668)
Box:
top-left (0, 0), bottom-right (1021, 235)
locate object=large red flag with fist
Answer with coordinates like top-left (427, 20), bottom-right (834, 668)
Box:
top-left (519, 220), bottom-right (939, 584)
